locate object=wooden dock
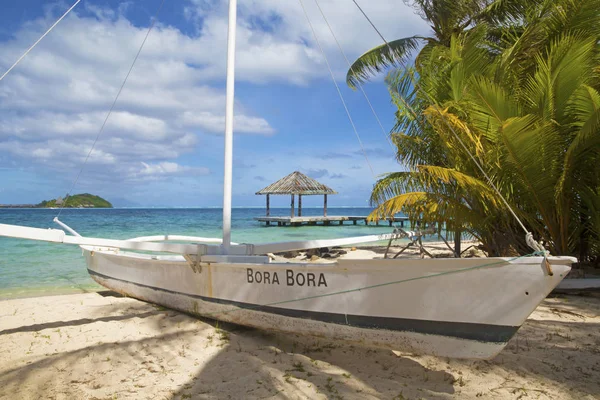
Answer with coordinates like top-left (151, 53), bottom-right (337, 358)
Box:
top-left (255, 215), bottom-right (410, 227)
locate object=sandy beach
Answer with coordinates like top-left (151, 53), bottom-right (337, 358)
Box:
top-left (1, 286), bottom-right (599, 399)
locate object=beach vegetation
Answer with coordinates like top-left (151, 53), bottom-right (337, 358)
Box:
top-left (346, 0), bottom-right (521, 89)
top-left (351, 0), bottom-right (600, 261)
top-left (215, 325), bottom-right (229, 344)
top-left (291, 361), bottom-right (305, 372)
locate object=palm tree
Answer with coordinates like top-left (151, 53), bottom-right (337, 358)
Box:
top-left (371, 29), bottom-right (521, 256)
top-left (368, 0), bottom-right (600, 259)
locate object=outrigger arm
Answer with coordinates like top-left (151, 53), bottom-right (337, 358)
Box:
top-left (0, 223), bottom-right (399, 257)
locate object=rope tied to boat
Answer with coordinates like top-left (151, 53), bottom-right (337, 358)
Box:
top-left (526, 232), bottom-right (553, 275)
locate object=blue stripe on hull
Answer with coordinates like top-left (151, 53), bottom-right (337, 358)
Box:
top-left (88, 269), bottom-right (518, 343)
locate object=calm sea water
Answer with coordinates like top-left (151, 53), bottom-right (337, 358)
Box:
top-left (0, 208), bottom-right (409, 299)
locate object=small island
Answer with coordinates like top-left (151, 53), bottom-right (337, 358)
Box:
top-left (37, 193), bottom-right (113, 208)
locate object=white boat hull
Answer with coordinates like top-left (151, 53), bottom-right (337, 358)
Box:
top-left (83, 248), bottom-right (573, 359)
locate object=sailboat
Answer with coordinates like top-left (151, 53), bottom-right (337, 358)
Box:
top-left (0, 0), bottom-right (575, 360)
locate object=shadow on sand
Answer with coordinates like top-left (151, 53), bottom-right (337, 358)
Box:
top-left (171, 323), bottom-right (457, 399)
top-left (1, 292), bottom-right (598, 399)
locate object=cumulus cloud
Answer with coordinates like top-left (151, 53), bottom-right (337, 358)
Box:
top-left (0, 0), bottom-right (425, 203)
top-left (0, 4), bottom-right (280, 184)
top-left (181, 112), bottom-right (274, 135)
top-left (131, 161), bottom-right (210, 182)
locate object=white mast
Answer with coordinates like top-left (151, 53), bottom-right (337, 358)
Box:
top-left (222, 0), bottom-right (237, 253)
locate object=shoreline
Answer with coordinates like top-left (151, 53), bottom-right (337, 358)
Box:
top-left (0, 284), bottom-right (103, 301)
top-left (3, 239), bottom-right (587, 302)
top-left (0, 240), bottom-right (475, 301)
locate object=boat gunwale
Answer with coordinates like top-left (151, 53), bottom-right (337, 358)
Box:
top-left (81, 245), bottom-right (577, 268)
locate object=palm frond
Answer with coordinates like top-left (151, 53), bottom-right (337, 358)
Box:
top-left (557, 86), bottom-right (600, 198)
top-left (415, 165), bottom-right (502, 207)
top-left (346, 37), bottom-right (424, 89)
top-left (479, 0), bottom-right (544, 24)
top-left (423, 106), bottom-right (485, 160)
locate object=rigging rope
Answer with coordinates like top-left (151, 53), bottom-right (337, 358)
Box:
top-left (298, 0), bottom-right (376, 178)
top-left (0, 0), bottom-right (82, 83)
top-left (55, 0), bottom-right (167, 219)
top-left (309, 1), bottom-right (433, 243)
top-left (312, 0), bottom-right (425, 233)
top-left (313, 0), bottom-right (395, 154)
top-left (349, 0), bottom-right (544, 253)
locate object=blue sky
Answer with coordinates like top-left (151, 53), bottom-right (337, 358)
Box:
top-left (0, 0), bottom-right (428, 207)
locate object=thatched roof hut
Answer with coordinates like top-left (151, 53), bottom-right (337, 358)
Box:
top-left (256, 171), bottom-right (337, 217)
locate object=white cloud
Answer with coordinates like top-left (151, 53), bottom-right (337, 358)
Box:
top-left (183, 0), bottom-right (429, 84)
top-left (0, 4), bottom-right (284, 184)
top-left (0, 111), bottom-right (170, 141)
top-left (181, 111), bottom-right (274, 135)
top-left (132, 161), bottom-right (210, 181)
top-left (0, 0), bottom-right (426, 201)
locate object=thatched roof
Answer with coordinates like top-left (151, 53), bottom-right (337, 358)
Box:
top-left (256, 171), bottom-right (337, 195)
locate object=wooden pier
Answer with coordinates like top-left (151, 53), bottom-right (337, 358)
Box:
top-left (255, 215), bottom-right (410, 227)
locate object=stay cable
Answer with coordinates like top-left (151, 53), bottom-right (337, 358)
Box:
top-left (56, 0), bottom-right (167, 219)
top-left (0, 0), bottom-right (82, 83)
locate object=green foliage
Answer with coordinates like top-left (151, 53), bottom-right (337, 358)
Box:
top-left (357, 0), bottom-right (600, 260)
top-left (346, 0), bottom-right (527, 88)
top-left (346, 37), bottom-right (423, 89)
top-left (37, 193), bottom-right (112, 208)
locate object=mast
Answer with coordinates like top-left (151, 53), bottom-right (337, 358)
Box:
top-left (222, 0), bottom-right (237, 253)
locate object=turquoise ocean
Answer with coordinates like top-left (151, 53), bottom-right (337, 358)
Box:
top-left (0, 207), bottom-right (410, 299)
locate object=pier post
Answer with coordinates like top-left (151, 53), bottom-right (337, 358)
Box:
top-left (290, 194), bottom-right (295, 218)
top-left (298, 194), bottom-right (302, 217)
top-left (266, 194), bottom-right (270, 216)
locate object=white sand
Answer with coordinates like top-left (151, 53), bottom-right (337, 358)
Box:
top-left (0, 242), bottom-right (596, 399)
top-left (1, 290), bottom-right (599, 400)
